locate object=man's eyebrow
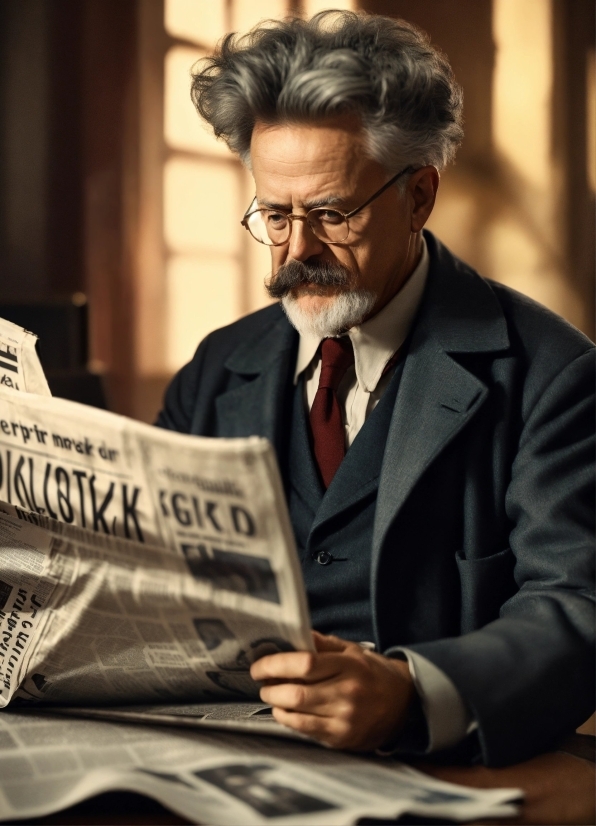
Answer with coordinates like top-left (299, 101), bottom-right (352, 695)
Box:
top-left (303, 194), bottom-right (345, 209)
top-left (257, 194), bottom-right (346, 211)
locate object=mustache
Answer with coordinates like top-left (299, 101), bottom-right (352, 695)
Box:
top-left (265, 259), bottom-right (352, 299)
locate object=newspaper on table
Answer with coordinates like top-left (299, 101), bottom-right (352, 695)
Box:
top-left (0, 318), bottom-right (50, 396)
top-left (0, 381), bottom-right (312, 708)
top-left (0, 710), bottom-right (522, 824)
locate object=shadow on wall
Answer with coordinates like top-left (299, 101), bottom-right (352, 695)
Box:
top-left (428, 153), bottom-right (587, 332)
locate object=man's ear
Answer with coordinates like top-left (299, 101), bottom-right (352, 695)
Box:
top-left (408, 166), bottom-right (439, 232)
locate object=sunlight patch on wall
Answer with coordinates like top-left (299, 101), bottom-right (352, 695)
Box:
top-left (492, 0), bottom-right (552, 190)
top-left (167, 255), bottom-right (241, 369)
top-left (487, 0), bottom-right (570, 317)
top-left (232, 0), bottom-right (288, 33)
top-left (163, 158), bottom-right (240, 255)
top-left (303, 0), bottom-right (355, 16)
top-left (163, 157), bottom-right (241, 371)
top-left (165, 0), bottom-right (227, 47)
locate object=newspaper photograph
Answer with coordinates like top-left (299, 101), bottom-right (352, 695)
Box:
top-left (0, 710), bottom-right (522, 824)
top-left (0, 318), bottom-right (50, 397)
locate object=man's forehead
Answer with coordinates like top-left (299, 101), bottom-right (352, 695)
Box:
top-left (250, 118), bottom-right (383, 207)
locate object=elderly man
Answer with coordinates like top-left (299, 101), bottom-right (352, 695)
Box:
top-left (157, 11), bottom-right (594, 766)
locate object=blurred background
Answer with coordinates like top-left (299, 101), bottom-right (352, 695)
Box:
top-left (0, 0), bottom-right (594, 421)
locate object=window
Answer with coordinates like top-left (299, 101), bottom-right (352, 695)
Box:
top-left (162, 0), bottom-right (289, 371)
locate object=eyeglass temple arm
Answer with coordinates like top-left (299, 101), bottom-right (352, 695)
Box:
top-left (344, 166), bottom-right (414, 219)
top-left (241, 197), bottom-right (259, 225)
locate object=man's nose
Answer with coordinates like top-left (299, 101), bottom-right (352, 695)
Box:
top-left (287, 217), bottom-right (326, 261)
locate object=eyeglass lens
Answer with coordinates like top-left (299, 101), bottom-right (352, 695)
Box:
top-left (245, 208), bottom-right (349, 246)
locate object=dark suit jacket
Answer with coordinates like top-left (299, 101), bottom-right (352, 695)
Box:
top-left (157, 231), bottom-right (595, 767)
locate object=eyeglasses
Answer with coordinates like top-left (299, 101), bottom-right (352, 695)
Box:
top-left (241, 165), bottom-right (413, 246)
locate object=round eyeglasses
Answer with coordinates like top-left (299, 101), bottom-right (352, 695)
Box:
top-left (241, 166), bottom-right (413, 246)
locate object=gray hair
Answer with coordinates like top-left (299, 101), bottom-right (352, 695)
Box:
top-left (190, 10), bottom-right (464, 175)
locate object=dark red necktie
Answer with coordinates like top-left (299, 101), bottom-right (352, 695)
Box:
top-left (309, 337), bottom-right (355, 489)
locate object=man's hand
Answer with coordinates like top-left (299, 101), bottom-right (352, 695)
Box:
top-left (249, 631), bottom-right (415, 751)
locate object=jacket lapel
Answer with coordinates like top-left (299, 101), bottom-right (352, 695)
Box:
top-left (288, 376), bottom-right (325, 515)
top-left (372, 233), bottom-right (510, 572)
top-left (214, 314), bottom-right (298, 456)
top-left (309, 421), bottom-right (383, 537)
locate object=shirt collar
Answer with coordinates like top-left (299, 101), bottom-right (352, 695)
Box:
top-left (294, 235), bottom-right (429, 390)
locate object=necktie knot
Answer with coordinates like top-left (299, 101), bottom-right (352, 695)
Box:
top-left (318, 337), bottom-right (354, 391)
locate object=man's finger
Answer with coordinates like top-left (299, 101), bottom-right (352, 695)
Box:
top-left (259, 679), bottom-right (352, 717)
top-left (272, 706), bottom-right (327, 735)
top-left (250, 650), bottom-right (342, 683)
top-left (272, 707), bottom-right (353, 748)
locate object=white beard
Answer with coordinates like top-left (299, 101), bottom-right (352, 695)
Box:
top-left (280, 290), bottom-right (377, 338)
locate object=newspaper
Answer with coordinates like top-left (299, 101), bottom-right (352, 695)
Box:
top-left (54, 701), bottom-right (310, 740)
top-left (0, 318), bottom-right (50, 396)
top-left (0, 710), bottom-right (522, 824)
top-left (0, 378), bottom-right (313, 707)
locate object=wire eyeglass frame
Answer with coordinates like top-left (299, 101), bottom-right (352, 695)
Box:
top-left (240, 165), bottom-right (414, 246)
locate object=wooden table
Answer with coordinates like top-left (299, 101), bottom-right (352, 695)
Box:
top-left (416, 735), bottom-right (595, 825)
top-left (21, 735), bottom-right (595, 826)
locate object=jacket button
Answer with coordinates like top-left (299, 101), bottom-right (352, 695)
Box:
top-left (315, 551), bottom-right (333, 565)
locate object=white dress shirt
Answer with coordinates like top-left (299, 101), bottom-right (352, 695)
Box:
top-left (293, 237), bottom-right (475, 752)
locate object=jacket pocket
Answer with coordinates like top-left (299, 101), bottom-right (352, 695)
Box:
top-left (455, 548), bottom-right (517, 634)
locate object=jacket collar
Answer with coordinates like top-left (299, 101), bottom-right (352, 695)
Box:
top-left (417, 230), bottom-right (510, 354)
top-left (224, 309), bottom-right (297, 376)
top-left (214, 310), bottom-right (297, 453)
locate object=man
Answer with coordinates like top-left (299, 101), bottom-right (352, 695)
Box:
top-left (157, 11), bottom-right (594, 766)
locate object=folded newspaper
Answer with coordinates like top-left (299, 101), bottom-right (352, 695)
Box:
top-left (0, 710), bottom-right (521, 824)
top-left (0, 318), bottom-right (523, 823)
top-left (0, 382), bottom-right (312, 707)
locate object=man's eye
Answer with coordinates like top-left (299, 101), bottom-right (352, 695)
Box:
top-left (317, 210), bottom-right (344, 225)
top-left (265, 212), bottom-right (288, 227)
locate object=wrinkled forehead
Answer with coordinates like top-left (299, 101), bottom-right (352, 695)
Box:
top-left (249, 117), bottom-right (385, 208)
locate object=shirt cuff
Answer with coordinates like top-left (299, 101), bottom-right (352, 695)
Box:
top-left (386, 647), bottom-right (477, 753)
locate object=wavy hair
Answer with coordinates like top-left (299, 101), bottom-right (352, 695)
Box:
top-left (190, 10), bottom-right (463, 173)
